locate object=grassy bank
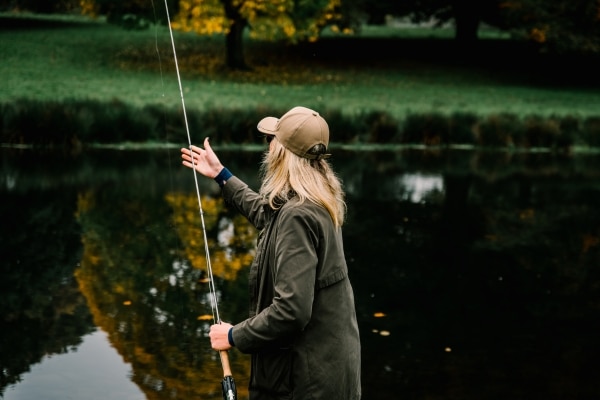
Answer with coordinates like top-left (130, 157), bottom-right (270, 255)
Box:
top-left (1, 12), bottom-right (600, 149)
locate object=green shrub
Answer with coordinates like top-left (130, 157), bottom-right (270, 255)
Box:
top-left (88, 100), bottom-right (132, 143)
top-left (556, 115), bottom-right (579, 149)
top-left (477, 113), bottom-right (522, 148)
top-left (363, 111), bottom-right (399, 144)
top-left (1, 99), bottom-right (599, 151)
top-left (142, 104), bottom-right (177, 143)
top-left (523, 115), bottom-right (561, 149)
top-left (321, 109), bottom-right (362, 144)
top-left (2, 99), bottom-right (80, 147)
top-left (582, 117), bottom-right (600, 147)
top-left (401, 113), bottom-right (449, 145)
top-left (448, 112), bottom-right (478, 145)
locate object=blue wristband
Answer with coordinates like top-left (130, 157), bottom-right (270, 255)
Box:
top-left (228, 327), bottom-right (235, 346)
top-left (214, 167), bottom-right (232, 187)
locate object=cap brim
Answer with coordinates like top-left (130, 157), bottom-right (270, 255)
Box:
top-left (257, 117), bottom-right (279, 134)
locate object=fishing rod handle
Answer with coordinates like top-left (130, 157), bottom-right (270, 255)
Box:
top-left (220, 350), bottom-right (233, 377)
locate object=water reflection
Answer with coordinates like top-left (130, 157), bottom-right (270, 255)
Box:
top-left (395, 173), bottom-right (444, 203)
top-left (4, 330), bottom-right (143, 400)
top-left (1, 147), bottom-right (599, 400)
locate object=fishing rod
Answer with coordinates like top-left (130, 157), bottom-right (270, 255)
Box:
top-left (160, 2), bottom-right (237, 399)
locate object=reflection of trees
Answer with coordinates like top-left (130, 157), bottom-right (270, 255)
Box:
top-left (75, 184), bottom-right (255, 399)
top-left (428, 173), bottom-right (600, 399)
top-left (4, 148), bottom-right (600, 400)
top-left (0, 188), bottom-right (92, 396)
top-left (345, 163), bottom-right (600, 399)
top-left (165, 193), bottom-right (255, 281)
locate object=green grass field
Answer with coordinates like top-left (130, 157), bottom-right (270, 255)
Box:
top-left (2, 12), bottom-right (599, 121)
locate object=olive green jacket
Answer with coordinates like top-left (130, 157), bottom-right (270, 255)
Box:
top-left (223, 176), bottom-right (361, 400)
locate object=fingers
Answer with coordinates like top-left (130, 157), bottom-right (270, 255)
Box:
top-left (181, 145), bottom-right (203, 163)
top-left (180, 148), bottom-right (191, 160)
top-left (190, 144), bottom-right (203, 153)
top-left (180, 139), bottom-right (222, 177)
top-left (209, 323), bottom-right (232, 351)
top-left (181, 138), bottom-right (210, 157)
top-left (180, 149), bottom-right (195, 166)
top-left (203, 137), bottom-right (211, 152)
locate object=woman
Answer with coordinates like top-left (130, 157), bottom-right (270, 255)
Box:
top-left (181, 106), bottom-right (361, 400)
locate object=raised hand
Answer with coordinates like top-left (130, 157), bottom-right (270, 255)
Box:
top-left (181, 137), bottom-right (224, 178)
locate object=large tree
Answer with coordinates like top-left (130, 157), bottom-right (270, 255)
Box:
top-left (369, 0), bottom-right (600, 55)
top-left (353, 0), bottom-right (506, 42)
top-left (171, 0), bottom-right (347, 69)
top-left (501, 0), bottom-right (600, 55)
top-left (405, 0), bottom-right (506, 44)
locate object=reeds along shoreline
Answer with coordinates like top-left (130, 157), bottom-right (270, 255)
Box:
top-left (1, 98), bottom-right (599, 151)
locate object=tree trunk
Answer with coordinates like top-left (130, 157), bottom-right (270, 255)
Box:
top-left (453, 2), bottom-right (480, 44)
top-left (225, 18), bottom-right (249, 70)
top-left (221, 0), bottom-right (249, 70)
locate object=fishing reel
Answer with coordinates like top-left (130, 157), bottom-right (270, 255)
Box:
top-left (222, 375), bottom-right (237, 400)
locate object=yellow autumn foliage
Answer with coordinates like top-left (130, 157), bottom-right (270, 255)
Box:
top-left (79, 0), bottom-right (98, 16)
top-left (529, 26), bottom-right (547, 43)
top-left (165, 192), bottom-right (257, 281)
top-left (173, 0), bottom-right (342, 42)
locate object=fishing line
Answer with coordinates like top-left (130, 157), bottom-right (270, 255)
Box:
top-left (155, 0), bottom-right (222, 326)
top-left (150, 8), bottom-right (237, 400)
top-left (149, 5), bottom-right (238, 399)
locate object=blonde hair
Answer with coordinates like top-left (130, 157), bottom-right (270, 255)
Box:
top-left (259, 139), bottom-right (346, 227)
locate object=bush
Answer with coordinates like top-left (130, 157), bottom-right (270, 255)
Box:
top-left (523, 115), bottom-right (561, 149)
top-left (401, 113), bottom-right (449, 145)
top-left (1, 99), bottom-right (80, 147)
top-left (556, 115), bottom-right (579, 149)
top-left (448, 112), bottom-right (478, 145)
top-left (363, 111), bottom-right (399, 144)
top-left (87, 99), bottom-right (154, 143)
top-left (322, 109), bottom-right (363, 144)
top-left (582, 117), bottom-right (600, 148)
top-left (1, 99), bottom-right (599, 152)
top-left (476, 113), bottom-right (522, 148)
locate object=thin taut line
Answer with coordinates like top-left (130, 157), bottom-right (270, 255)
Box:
top-left (162, 0), bottom-right (222, 326)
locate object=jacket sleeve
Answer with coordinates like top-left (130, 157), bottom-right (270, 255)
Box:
top-left (232, 205), bottom-right (319, 352)
top-left (221, 176), bottom-right (270, 230)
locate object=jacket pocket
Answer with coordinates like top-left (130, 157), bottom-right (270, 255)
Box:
top-left (316, 267), bottom-right (347, 289)
top-left (250, 347), bottom-right (293, 398)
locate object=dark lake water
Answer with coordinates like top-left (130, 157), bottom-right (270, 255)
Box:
top-left (1, 146), bottom-right (600, 400)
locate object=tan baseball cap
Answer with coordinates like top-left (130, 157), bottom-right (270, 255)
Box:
top-left (257, 106), bottom-right (330, 160)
